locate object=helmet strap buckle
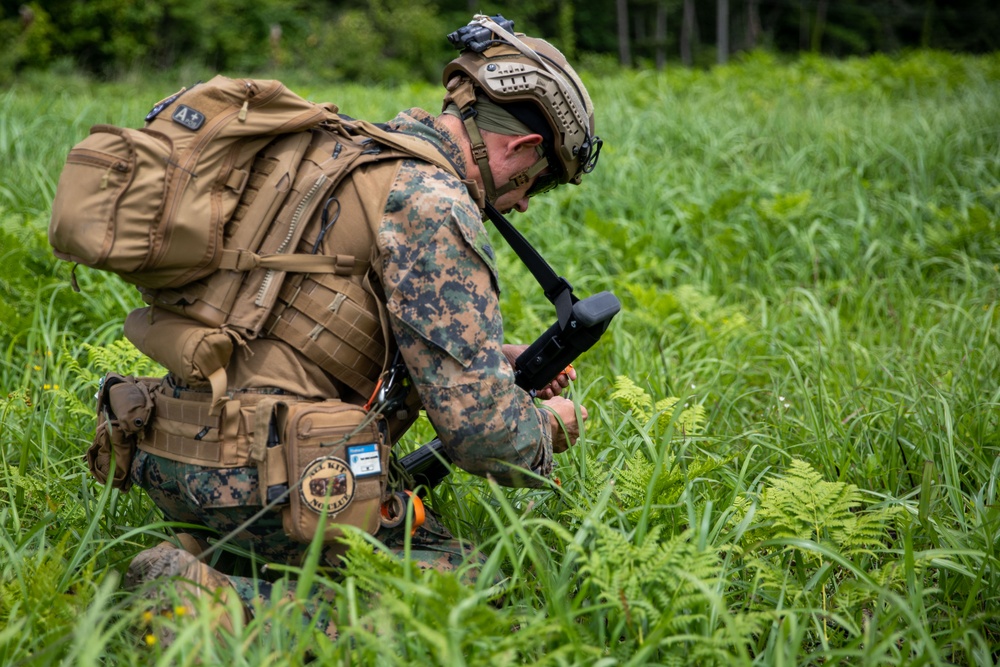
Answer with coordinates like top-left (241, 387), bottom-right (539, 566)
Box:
top-left (509, 169), bottom-right (530, 187)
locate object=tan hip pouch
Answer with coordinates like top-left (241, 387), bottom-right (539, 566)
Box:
top-left (256, 400), bottom-right (390, 544)
top-left (86, 374), bottom-right (159, 491)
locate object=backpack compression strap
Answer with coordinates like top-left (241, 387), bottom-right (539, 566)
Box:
top-left (217, 249), bottom-right (368, 275)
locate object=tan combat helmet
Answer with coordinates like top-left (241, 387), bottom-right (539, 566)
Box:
top-left (443, 15), bottom-right (602, 204)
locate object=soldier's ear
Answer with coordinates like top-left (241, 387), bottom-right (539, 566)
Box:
top-left (506, 133), bottom-right (543, 157)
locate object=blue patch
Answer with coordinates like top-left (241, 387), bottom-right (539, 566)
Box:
top-left (347, 443), bottom-right (381, 478)
top-left (172, 104), bottom-right (206, 131)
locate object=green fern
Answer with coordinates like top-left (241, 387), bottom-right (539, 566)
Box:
top-left (613, 451), bottom-right (728, 520)
top-left (610, 376), bottom-right (707, 436)
top-left (3, 465), bottom-right (87, 526)
top-left (736, 459), bottom-right (902, 614)
top-left (578, 452), bottom-right (615, 501)
top-left (610, 375), bottom-right (653, 418)
top-left (83, 339), bottom-right (165, 377)
top-left (756, 459), bottom-right (889, 557)
top-left (577, 524), bottom-right (720, 634)
top-left (653, 397), bottom-right (708, 434)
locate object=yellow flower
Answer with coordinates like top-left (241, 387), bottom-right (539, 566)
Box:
top-left (144, 634), bottom-right (157, 646)
top-left (142, 610), bottom-right (154, 624)
top-left (43, 384), bottom-right (51, 390)
top-left (33, 365), bottom-right (41, 371)
top-left (174, 605), bottom-right (187, 617)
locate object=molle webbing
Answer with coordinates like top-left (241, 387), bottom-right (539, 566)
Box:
top-left (264, 272), bottom-right (385, 399)
top-left (137, 120), bottom-right (465, 404)
top-left (138, 386), bottom-right (305, 467)
top-left (139, 131), bottom-right (317, 331)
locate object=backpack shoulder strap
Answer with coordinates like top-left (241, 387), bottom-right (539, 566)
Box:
top-left (350, 120), bottom-right (458, 175)
top-left (349, 119), bottom-right (486, 208)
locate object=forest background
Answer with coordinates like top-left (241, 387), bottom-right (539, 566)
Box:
top-left (1, 1), bottom-right (999, 666)
top-left (2, 0), bottom-right (1000, 84)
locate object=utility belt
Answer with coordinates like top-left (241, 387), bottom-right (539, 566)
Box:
top-left (86, 373), bottom-right (396, 543)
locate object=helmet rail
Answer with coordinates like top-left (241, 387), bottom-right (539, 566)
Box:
top-left (443, 14), bottom-right (602, 205)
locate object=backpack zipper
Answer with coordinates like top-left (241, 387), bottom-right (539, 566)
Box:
top-left (254, 173), bottom-right (328, 307)
top-left (148, 80), bottom-right (304, 271)
top-left (67, 150), bottom-right (129, 190)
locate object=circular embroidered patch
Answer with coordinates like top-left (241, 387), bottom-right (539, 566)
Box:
top-left (299, 456), bottom-right (355, 515)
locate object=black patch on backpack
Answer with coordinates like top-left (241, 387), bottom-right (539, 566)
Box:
top-left (172, 105), bottom-right (206, 131)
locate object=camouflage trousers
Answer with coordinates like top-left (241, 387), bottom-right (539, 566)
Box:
top-left (129, 450), bottom-right (486, 638)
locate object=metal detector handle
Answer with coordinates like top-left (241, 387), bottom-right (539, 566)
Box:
top-left (514, 291), bottom-right (621, 393)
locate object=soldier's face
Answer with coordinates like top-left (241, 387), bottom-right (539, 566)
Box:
top-left (491, 136), bottom-right (546, 214)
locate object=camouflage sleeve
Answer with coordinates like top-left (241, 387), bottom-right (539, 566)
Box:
top-left (377, 160), bottom-right (553, 487)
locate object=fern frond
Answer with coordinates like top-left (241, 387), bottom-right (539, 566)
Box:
top-left (83, 340), bottom-right (165, 377)
top-left (578, 524), bottom-right (720, 632)
top-left (758, 459), bottom-right (862, 547)
top-left (739, 459), bottom-right (902, 619)
top-left (655, 398), bottom-right (707, 435)
top-left (612, 453), bottom-right (658, 512)
top-left (613, 450), bottom-right (729, 522)
top-left (581, 452), bottom-right (614, 499)
top-left (611, 376), bottom-right (652, 420)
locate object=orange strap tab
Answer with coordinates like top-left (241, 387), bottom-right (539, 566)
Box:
top-left (406, 491), bottom-right (425, 536)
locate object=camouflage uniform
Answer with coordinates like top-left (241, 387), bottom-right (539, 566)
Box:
top-left (133, 108), bottom-right (551, 628)
top-left (222, 109), bottom-right (553, 483)
top-left (376, 109), bottom-right (553, 484)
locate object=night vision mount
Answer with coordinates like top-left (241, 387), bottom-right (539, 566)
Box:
top-left (447, 14), bottom-right (516, 52)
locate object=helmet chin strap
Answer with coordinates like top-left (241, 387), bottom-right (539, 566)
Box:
top-left (446, 78), bottom-right (548, 206)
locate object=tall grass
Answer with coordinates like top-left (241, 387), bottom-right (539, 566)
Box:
top-left (1, 51), bottom-right (998, 665)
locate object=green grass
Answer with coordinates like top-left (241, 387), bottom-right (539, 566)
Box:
top-left (1, 51), bottom-right (999, 665)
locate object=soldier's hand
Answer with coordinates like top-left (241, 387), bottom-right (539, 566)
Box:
top-left (502, 344), bottom-right (576, 399)
top-left (543, 395), bottom-right (588, 453)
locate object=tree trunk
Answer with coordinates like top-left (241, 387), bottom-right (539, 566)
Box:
top-left (655, 1), bottom-right (667, 70)
top-left (617, 0), bottom-right (632, 66)
top-left (717, 0), bottom-right (729, 64)
top-left (746, 0), bottom-right (761, 50)
top-left (800, 0), bottom-right (810, 51)
top-left (810, 0), bottom-right (828, 52)
top-left (921, 0), bottom-right (934, 48)
top-left (680, 0), bottom-right (696, 67)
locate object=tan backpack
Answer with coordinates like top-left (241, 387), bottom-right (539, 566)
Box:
top-left (49, 75), bottom-right (459, 323)
top-left (48, 76), bottom-right (343, 290)
top-left (50, 75), bottom-right (463, 408)
top-left (62, 77), bottom-right (464, 540)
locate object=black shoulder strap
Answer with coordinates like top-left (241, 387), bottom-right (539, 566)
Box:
top-left (369, 125), bottom-right (578, 327)
top-left (483, 202), bottom-right (577, 328)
